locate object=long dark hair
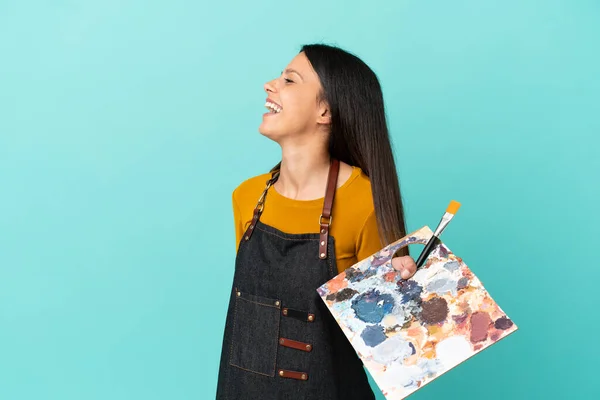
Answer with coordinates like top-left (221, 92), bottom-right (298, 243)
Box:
top-left (275, 43), bottom-right (408, 253)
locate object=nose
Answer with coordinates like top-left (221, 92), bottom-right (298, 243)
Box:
top-left (264, 78), bottom-right (277, 94)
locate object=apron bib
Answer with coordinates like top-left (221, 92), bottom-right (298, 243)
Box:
top-left (216, 159), bottom-right (375, 400)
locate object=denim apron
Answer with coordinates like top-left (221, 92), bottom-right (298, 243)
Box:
top-left (216, 159), bottom-right (375, 399)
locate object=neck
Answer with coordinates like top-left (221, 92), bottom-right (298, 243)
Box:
top-left (275, 142), bottom-right (331, 201)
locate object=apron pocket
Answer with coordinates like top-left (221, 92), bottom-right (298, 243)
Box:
top-left (229, 289), bottom-right (281, 377)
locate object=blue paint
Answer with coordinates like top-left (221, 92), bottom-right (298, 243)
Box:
top-left (408, 342), bottom-right (416, 355)
top-left (426, 278), bottom-right (458, 296)
top-left (444, 260), bottom-right (460, 272)
top-left (351, 290), bottom-right (395, 323)
top-left (361, 324), bottom-right (387, 347)
top-left (371, 255), bottom-right (388, 268)
top-left (437, 244), bottom-right (449, 258)
top-left (345, 267), bottom-right (378, 283)
top-left (397, 280), bottom-right (423, 303)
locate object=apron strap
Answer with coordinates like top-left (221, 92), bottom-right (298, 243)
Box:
top-left (242, 158), bottom-right (340, 261)
top-left (319, 158), bottom-right (339, 259)
top-left (242, 169), bottom-right (279, 241)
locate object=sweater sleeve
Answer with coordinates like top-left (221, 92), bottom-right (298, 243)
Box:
top-left (355, 210), bottom-right (384, 262)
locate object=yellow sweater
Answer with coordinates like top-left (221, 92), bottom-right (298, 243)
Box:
top-left (232, 166), bottom-right (383, 273)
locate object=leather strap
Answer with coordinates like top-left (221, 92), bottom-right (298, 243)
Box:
top-left (278, 369), bottom-right (308, 381)
top-left (242, 170), bottom-right (279, 242)
top-left (282, 307), bottom-right (315, 322)
top-left (319, 158), bottom-right (340, 259)
top-left (279, 337), bottom-right (313, 352)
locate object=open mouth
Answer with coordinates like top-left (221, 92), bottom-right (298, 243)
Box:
top-left (265, 101), bottom-right (282, 114)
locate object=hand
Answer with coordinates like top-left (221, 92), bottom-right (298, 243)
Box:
top-left (391, 255), bottom-right (417, 280)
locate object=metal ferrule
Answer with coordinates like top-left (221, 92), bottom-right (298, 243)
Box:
top-left (433, 212), bottom-right (455, 237)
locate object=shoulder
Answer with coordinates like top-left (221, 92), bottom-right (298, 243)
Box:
top-left (333, 165), bottom-right (377, 232)
top-left (232, 172), bottom-right (273, 205)
top-left (338, 166), bottom-right (375, 211)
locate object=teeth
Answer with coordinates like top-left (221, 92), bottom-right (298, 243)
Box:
top-left (264, 101), bottom-right (282, 113)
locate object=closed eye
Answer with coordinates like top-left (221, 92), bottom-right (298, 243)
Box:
top-left (284, 78), bottom-right (294, 83)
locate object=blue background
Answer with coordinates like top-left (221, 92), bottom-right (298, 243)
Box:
top-left (1, 1), bottom-right (598, 398)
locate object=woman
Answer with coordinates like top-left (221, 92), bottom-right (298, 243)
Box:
top-left (216, 44), bottom-right (418, 399)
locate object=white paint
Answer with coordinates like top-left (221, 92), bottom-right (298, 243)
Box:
top-left (435, 335), bottom-right (473, 369)
top-left (372, 335), bottom-right (413, 365)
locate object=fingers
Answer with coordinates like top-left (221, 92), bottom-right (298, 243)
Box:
top-left (391, 255), bottom-right (417, 279)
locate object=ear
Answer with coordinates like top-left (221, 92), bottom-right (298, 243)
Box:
top-left (316, 100), bottom-right (331, 125)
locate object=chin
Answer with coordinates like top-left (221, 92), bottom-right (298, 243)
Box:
top-left (258, 124), bottom-right (283, 143)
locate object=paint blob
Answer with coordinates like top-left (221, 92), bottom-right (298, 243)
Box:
top-left (443, 261), bottom-right (460, 272)
top-left (420, 297), bottom-right (449, 325)
top-left (326, 288), bottom-right (358, 302)
top-left (457, 277), bottom-right (469, 289)
top-left (351, 290), bottom-right (395, 324)
top-left (345, 267), bottom-right (378, 283)
top-left (361, 324), bottom-right (387, 348)
top-left (397, 280), bottom-right (423, 303)
top-left (470, 312), bottom-right (492, 343)
top-left (436, 336), bottom-right (472, 368)
top-left (494, 316), bottom-right (514, 330)
top-left (426, 278), bottom-right (459, 296)
top-left (372, 335), bottom-right (415, 365)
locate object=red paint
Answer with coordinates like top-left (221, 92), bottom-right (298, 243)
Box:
top-left (470, 311), bottom-right (492, 343)
top-left (384, 271), bottom-right (397, 282)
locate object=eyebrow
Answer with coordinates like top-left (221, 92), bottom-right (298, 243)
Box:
top-left (282, 68), bottom-right (304, 81)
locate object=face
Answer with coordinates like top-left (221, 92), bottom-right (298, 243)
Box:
top-left (259, 52), bottom-right (330, 142)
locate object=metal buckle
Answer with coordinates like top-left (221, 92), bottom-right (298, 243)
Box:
top-left (256, 202), bottom-right (264, 213)
top-left (319, 214), bottom-right (332, 226)
top-left (254, 179), bottom-right (275, 214)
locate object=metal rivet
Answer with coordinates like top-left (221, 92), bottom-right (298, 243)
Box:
top-left (245, 236), bottom-right (249, 240)
top-left (301, 374), bottom-right (307, 380)
top-left (236, 291), bottom-right (241, 297)
top-left (283, 309), bottom-right (288, 316)
top-left (320, 253), bottom-right (325, 258)
top-left (321, 229), bottom-right (325, 234)
top-left (308, 315), bottom-right (314, 322)
top-left (275, 301), bottom-right (280, 306)
top-left (320, 241), bottom-right (325, 246)
top-left (279, 370), bottom-right (284, 377)
top-left (306, 344), bottom-right (312, 351)
top-left (249, 224), bottom-right (254, 229)
top-left (279, 338), bottom-right (284, 345)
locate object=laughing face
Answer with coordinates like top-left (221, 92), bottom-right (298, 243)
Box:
top-left (258, 51), bottom-right (330, 143)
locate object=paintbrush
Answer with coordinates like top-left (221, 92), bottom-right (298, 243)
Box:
top-left (415, 200), bottom-right (461, 268)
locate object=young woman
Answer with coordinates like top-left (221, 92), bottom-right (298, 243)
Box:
top-left (216, 44), bottom-right (417, 399)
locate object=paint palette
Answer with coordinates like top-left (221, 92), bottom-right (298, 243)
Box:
top-left (317, 226), bottom-right (518, 400)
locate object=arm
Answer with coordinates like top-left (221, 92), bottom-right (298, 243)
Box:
top-left (355, 210), bottom-right (384, 262)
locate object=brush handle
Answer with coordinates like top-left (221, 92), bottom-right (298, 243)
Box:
top-left (415, 235), bottom-right (441, 268)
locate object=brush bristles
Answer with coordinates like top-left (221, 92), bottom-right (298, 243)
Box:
top-left (446, 200), bottom-right (461, 215)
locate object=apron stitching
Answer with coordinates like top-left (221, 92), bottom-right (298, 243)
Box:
top-left (255, 225), bottom-right (322, 242)
top-left (228, 294), bottom-right (239, 368)
top-left (228, 293), bottom-right (279, 378)
top-left (230, 363), bottom-right (275, 377)
top-left (272, 312), bottom-right (280, 377)
top-left (328, 241), bottom-right (334, 277)
top-left (237, 297), bottom-right (281, 308)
